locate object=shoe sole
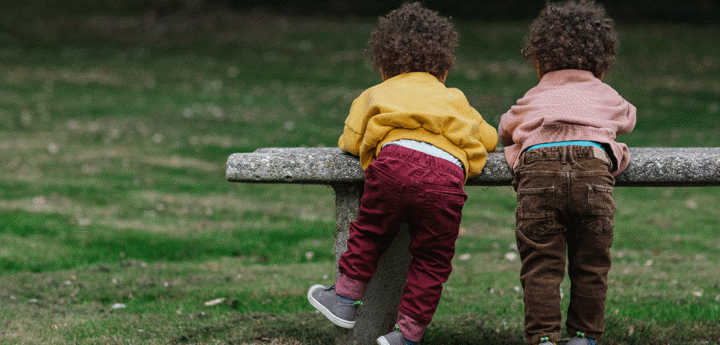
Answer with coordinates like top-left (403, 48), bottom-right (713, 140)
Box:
top-left (307, 284), bottom-right (356, 329)
top-left (376, 336), bottom-right (391, 345)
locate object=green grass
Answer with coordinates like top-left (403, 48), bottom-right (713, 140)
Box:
top-left (0, 4), bottom-right (719, 344)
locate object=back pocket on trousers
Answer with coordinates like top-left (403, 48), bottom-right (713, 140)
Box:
top-left (586, 184), bottom-right (615, 216)
top-left (423, 189), bottom-right (467, 234)
top-left (516, 186), bottom-right (555, 219)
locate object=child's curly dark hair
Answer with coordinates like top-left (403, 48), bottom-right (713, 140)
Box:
top-left (369, 2), bottom-right (458, 80)
top-left (522, 0), bottom-right (619, 79)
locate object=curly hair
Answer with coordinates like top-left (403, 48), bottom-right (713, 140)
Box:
top-left (369, 2), bottom-right (458, 80)
top-left (522, 0), bottom-right (619, 79)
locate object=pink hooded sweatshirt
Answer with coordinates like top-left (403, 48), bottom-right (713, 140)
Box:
top-left (498, 69), bottom-right (637, 176)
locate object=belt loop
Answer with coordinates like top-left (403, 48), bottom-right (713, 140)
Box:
top-left (568, 145), bottom-right (576, 165)
top-left (560, 147), bottom-right (567, 165)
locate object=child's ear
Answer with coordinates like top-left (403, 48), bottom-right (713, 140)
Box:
top-left (438, 71), bottom-right (449, 83)
top-left (380, 68), bottom-right (389, 81)
top-left (535, 64), bottom-right (544, 79)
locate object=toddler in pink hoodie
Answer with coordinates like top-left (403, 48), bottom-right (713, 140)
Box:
top-left (498, 2), bottom-right (636, 345)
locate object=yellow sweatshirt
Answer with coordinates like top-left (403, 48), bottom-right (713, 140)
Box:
top-left (339, 72), bottom-right (498, 182)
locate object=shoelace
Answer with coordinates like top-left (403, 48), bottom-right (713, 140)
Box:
top-left (576, 332), bottom-right (596, 345)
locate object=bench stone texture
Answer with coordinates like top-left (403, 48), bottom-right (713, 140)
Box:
top-left (226, 147), bottom-right (720, 345)
top-left (227, 147), bottom-right (720, 186)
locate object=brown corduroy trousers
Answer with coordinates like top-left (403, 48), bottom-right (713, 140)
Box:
top-left (512, 145), bottom-right (615, 344)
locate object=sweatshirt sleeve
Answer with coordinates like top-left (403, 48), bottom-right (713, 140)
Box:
top-left (498, 110), bottom-right (517, 147)
top-left (440, 88), bottom-right (498, 153)
top-left (472, 108), bottom-right (498, 152)
top-left (617, 100), bottom-right (637, 135)
top-left (338, 124), bottom-right (362, 156)
top-left (338, 92), bottom-right (371, 156)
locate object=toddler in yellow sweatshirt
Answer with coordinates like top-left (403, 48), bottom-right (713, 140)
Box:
top-left (308, 3), bottom-right (497, 345)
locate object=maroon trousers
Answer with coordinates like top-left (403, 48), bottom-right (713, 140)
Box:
top-left (336, 145), bottom-right (466, 341)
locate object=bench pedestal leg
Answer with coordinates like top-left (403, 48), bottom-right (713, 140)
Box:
top-left (332, 184), bottom-right (411, 345)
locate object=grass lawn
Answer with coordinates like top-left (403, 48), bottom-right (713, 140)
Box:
top-left (0, 3), bottom-right (719, 344)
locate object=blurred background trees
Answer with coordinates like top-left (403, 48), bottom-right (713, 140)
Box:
top-left (145, 0), bottom-right (719, 23)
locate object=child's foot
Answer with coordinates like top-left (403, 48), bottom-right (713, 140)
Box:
top-left (376, 325), bottom-right (417, 345)
top-left (307, 285), bottom-right (361, 328)
top-left (567, 332), bottom-right (596, 345)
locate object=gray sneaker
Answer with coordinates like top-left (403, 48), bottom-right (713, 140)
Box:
top-left (567, 334), bottom-right (596, 345)
top-left (307, 284), bottom-right (360, 328)
top-left (377, 325), bottom-right (405, 345)
top-left (376, 326), bottom-right (406, 345)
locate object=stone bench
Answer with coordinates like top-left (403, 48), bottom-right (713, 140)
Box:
top-left (226, 147), bottom-right (720, 345)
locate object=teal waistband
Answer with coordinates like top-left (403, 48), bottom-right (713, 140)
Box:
top-left (526, 141), bottom-right (604, 152)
